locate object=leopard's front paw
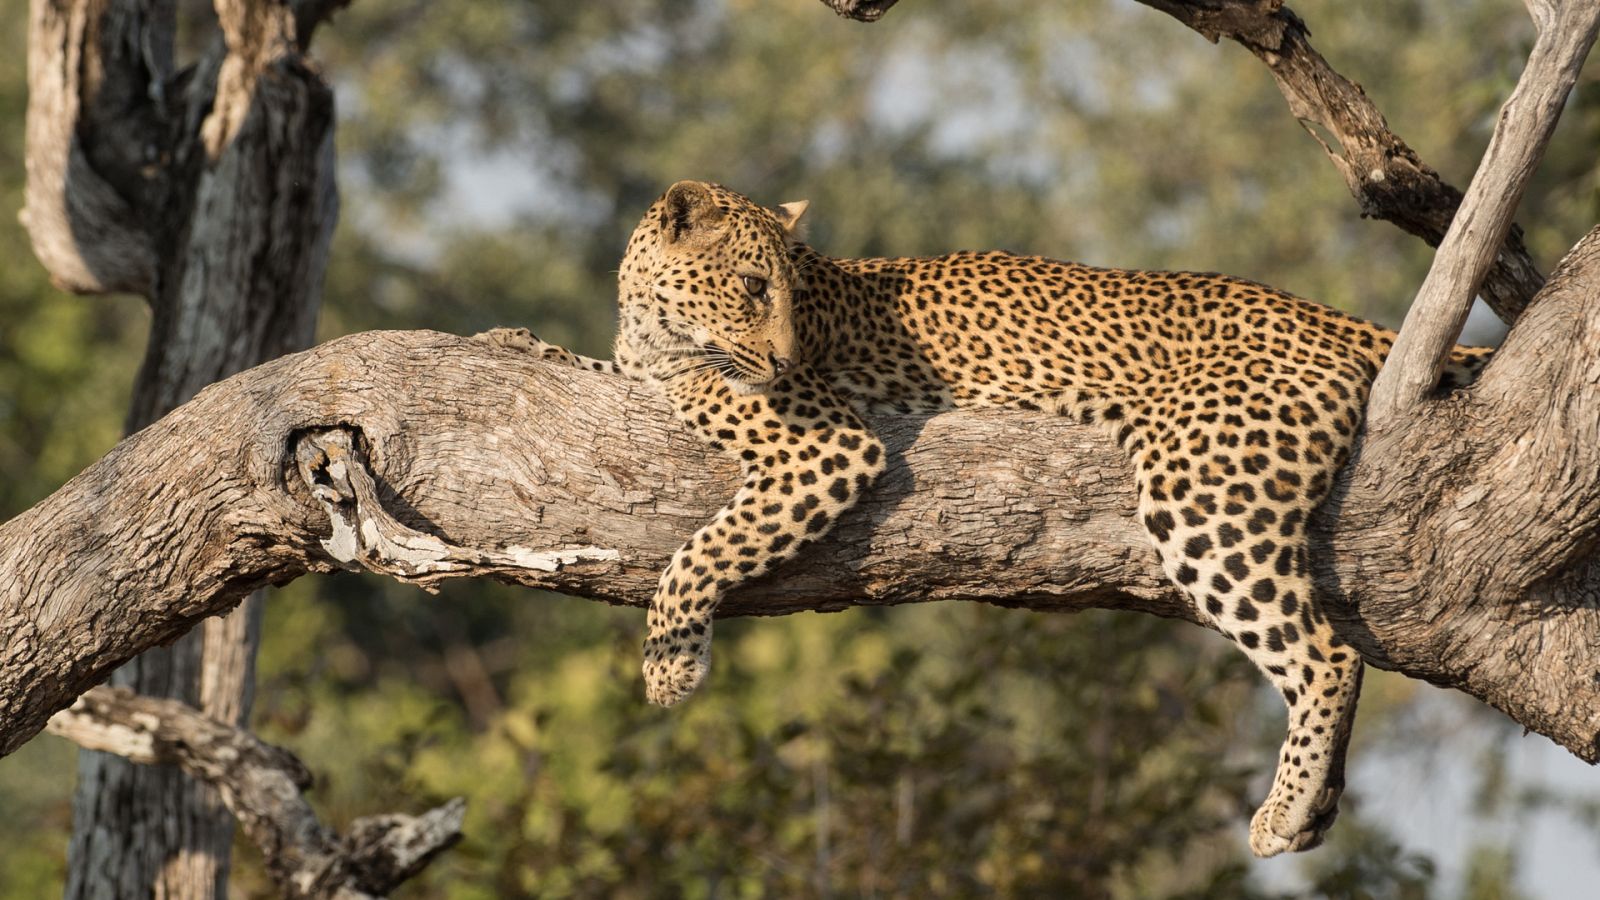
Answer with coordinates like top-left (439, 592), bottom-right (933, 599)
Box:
top-left (1248, 783), bottom-right (1341, 857)
top-left (642, 632), bottom-right (711, 707)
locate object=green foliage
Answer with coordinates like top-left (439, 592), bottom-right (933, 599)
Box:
top-left (1299, 817), bottom-right (1437, 900)
top-left (254, 587), bottom-right (1268, 897)
top-left (3, 0), bottom-right (1599, 897)
top-left (1461, 846), bottom-right (1528, 900)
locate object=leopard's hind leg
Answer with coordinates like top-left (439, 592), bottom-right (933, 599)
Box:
top-left (1132, 423), bottom-right (1361, 857)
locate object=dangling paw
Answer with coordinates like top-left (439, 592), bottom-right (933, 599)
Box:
top-left (1248, 783), bottom-right (1342, 857)
top-left (642, 632), bottom-right (711, 707)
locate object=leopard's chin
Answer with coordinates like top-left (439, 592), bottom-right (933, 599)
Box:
top-left (722, 375), bottom-right (771, 395)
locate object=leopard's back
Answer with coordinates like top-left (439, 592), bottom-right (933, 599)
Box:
top-left (800, 248), bottom-right (1394, 426)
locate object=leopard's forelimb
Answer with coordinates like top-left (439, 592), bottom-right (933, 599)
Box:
top-left (642, 367), bottom-right (886, 706)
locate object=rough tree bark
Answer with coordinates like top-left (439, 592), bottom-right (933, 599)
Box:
top-left (22, 0), bottom-right (339, 895)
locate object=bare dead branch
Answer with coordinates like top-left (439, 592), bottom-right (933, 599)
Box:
top-left (3, 228), bottom-right (1599, 768)
top-left (47, 686), bottom-right (463, 899)
top-left (1130, 1), bottom-right (1550, 323)
top-left (1366, 2), bottom-right (1600, 424)
top-left (827, 0), bottom-right (1550, 321)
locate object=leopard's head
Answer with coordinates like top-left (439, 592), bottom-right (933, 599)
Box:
top-left (617, 181), bottom-right (807, 394)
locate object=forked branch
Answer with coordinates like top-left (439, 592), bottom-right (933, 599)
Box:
top-left (47, 687), bottom-right (463, 899)
top-left (825, 0), bottom-right (1554, 322)
top-left (1133, 0), bottom-right (1554, 323)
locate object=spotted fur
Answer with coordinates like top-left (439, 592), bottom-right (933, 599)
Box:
top-left (526, 181), bottom-right (1492, 857)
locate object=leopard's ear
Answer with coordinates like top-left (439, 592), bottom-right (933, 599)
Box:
top-left (661, 181), bottom-right (726, 243)
top-left (768, 198), bottom-right (806, 235)
top-left (772, 200), bottom-right (809, 243)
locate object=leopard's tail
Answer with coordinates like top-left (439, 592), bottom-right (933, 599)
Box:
top-left (1439, 344), bottom-right (1495, 391)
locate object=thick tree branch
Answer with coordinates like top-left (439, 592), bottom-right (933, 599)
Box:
top-left (3, 229), bottom-right (1599, 766)
top-left (47, 686), bottom-right (463, 899)
top-left (1366, 2), bottom-right (1600, 424)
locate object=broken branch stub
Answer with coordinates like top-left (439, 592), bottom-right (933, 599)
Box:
top-left (294, 427), bottom-right (621, 591)
top-left (46, 686), bottom-right (464, 899)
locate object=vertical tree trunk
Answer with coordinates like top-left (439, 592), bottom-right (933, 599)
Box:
top-left (22, 1), bottom-right (339, 896)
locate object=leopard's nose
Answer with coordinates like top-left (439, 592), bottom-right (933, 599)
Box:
top-left (772, 356), bottom-right (793, 377)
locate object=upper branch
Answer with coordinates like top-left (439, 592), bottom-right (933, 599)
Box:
top-left (21, 0), bottom-right (167, 294)
top-left (1133, 1), bottom-right (1551, 322)
top-left (1366, 1), bottom-right (1600, 424)
top-left (3, 227), bottom-right (1600, 763)
top-left (820, 0), bottom-right (1551, 321)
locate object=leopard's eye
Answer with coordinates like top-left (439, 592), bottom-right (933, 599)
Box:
top-left (742, 275), bottom-right (768, 297)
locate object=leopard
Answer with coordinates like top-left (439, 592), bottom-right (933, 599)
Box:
top-left (505, 180), bottom-right (1493, 857)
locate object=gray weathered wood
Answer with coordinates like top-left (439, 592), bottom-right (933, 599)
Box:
top-left (22, 0), bottom-right (341, 895)
top-left (47, 686), bottom-right (463, 899)
top-left (1366, 1), bottom-right (1600, 423)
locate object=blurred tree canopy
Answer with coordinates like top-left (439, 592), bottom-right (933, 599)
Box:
top-left (1, 0), bottom-right (1596, 896)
